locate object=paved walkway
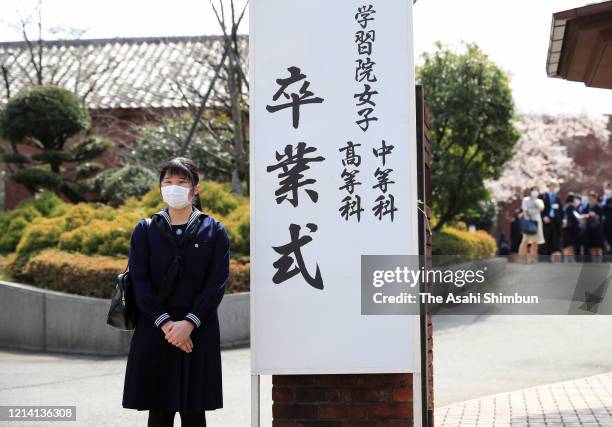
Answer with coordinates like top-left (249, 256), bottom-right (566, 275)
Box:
top-left (435, 372), bottom-right (612, 426)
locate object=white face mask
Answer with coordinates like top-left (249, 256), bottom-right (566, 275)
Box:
top-left (530, 190), bottom-right (539, 198)
top-left (161, 185), bottom-right (192, 209)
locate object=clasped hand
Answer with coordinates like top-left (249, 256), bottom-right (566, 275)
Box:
top-left (161, 321), bottom-right (195, 353)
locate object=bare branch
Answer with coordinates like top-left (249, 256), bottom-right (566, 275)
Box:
top-left (179, 44), bottom-right (230, 156)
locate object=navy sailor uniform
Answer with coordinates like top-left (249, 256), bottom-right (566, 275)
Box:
top-left (122, 206), bottom-right (230, 412)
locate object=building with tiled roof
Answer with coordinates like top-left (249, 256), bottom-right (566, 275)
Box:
top-left (0, 35), bottom-right (248, 110)
top-left (0, 35), bottom-right (248, 210)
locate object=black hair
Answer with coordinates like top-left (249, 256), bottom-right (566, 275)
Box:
top-left (566, 193), bottom-right (575, 204)
top-left (159, 157), bottom-right (202, 211)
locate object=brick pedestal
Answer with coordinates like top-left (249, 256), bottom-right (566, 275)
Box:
top-left (272, 373), bottom-right (413, 426)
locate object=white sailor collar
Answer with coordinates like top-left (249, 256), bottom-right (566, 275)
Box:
top-left (156, 206), bottom-right (206, 230)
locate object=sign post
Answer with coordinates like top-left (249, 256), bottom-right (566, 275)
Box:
top-left (249, 0), bottom-right (423, 424)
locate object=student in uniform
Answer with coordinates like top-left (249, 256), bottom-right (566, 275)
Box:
top-left (583, 191), bottom-right (605, 262)
top-left (575, 192), bottom-right (589, 260)
top-left (509, 208), bottom-right (523, 255)
top-left (602, 182), bottom-right (612, 254)
top-left (122, 157), bottom-right (230, 426)
top-left (561, 193), bottom-right (582, 263)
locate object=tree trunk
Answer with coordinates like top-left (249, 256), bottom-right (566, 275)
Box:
top-left (227, 42), bottom-right (245, 196)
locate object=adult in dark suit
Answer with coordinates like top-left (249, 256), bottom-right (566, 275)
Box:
top-left (603, 182), bottom-right (612, 254)
top-left (561, 193), bottom-right (582, 263)
top-left (509, 208), bottom-right (523, 254)
top-left (539, 181), bottom-right (563, 260)
top-left (122, 158), bottom-right (230, 427)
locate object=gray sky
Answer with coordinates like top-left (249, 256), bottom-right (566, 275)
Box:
top-left (2, 0), bottom-right (611, 115)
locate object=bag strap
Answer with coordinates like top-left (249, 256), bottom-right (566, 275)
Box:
top-left (124, 217), bottom-right (153, 274)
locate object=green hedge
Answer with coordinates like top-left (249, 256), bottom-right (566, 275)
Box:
top-left (0, 182), bottom-right (251, 295)
top-left (1, 181), bottom-right (250, 259)
top-left (11, 249), bottom-right (249, 298)
top-left (432, 226), bottom-right (496, 257)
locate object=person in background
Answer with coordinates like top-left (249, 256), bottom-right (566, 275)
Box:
top-left (561, 193), bottom-right (582, 263)
top-left (578, 192), bottom-right (590, 214)
top-left (498, 233), bottom-right (510, 256)
top-left (602, 182), bottom-right (612, 255)
top-left (510, 208), bottom-right (523, 255)
top-left (576, 192), bottom-right (589, 260)
top-left (519, 186), bottom-right (545, 262)
top-left (583, 191), bottom-right (605, 262)
top-left (539, 180), bottom-right (563, 262)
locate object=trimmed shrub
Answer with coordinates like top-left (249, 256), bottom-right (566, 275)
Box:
top-left (23, 249), bottom-right (126, 298)
top-left (228, 258), bottom-right (250, 293)
top-left (3, 181), bottom-right (251, 272)
top-left (20, 249), bottom-right (249, 297)
top-left (0, 85), bottom-right (90, 146)
top-left (432, 227), bottom-right (496, 257)
top-left (16, 216), bottom-right (67, 256)
top-left (93, 164), bottom-right (157, 206)
top-left (0, 190), bottom-right (66, 253)
top-left (199, 181), bottom-right (242, 215)
top-left (221, 204), bottom-right (250, 255)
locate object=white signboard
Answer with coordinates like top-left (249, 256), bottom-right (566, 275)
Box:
top-left (250, 0), bottom-right (420, 374)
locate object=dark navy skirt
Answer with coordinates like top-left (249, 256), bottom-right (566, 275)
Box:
top-left (122, 306), bottom-right (223, 412)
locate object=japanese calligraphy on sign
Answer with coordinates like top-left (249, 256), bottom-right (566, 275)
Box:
top-left (251, 0), bottom-right (420, 375)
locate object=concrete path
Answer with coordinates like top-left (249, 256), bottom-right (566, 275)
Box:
top-left (2, 314), bottom-right (612, 425)
top-left (435, 372), bottom-right (612, 426)
top-left (433, 314), bottom-right (612, 407)
top-left (0, 347), bottom-right (272, 426)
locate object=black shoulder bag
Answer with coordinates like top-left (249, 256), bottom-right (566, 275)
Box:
top-left (106, 218), bottom-right (151, 331)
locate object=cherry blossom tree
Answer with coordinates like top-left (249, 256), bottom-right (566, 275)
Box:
top-left (487, 114), bottom-right (610, 202)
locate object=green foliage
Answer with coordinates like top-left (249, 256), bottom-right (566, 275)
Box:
top-left (92, 164), bottom-right (157, 206)
top-left (30, 150), bottom-right (73, 164)
top-left (17, 249), bottom-right (249, 297)
top-left (0, 85), bottom-right (90, 148)
top-left (22, 249), bottom-right (126, 298)
top-left (417, 42), bottom-right (520, 230)
top-left (1, 182), bottom-right (251, 259)
top-left (10, 168), bottom-right (63, 192)
top-left (2, 152), bottom-right (29, 164)
top-left (456, 198), bottom-right (497, 233)
top-left (432, 226), bottom-right (497, 257)
top-left (70, 137), bottom-right (113, 161)
top-left (130, 112), bottom-right (233, 182)
top-left (16, 216), bottom-right (67, 256)
top-left (220, 204), bottom-right (250, 255)
top-left (1, 180), bottom-right (253, 297)
top-left (199, 181), bottom-right (241, 215)
top-left (0, 85), bottom-right (110, 201)
top-left (58, 215), bottom-right (136, 256)
top-left (0, 191), bottom-right (65, 252)
top-left (75, 162), bottom-right (103, 179)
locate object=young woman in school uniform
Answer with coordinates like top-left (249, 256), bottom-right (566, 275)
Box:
top-left (561, 193), bottom-right (582, 263)
top-left (122, 157), bottom-right (230, 427)
top-left (583, 191), bottom-right (606, 262)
